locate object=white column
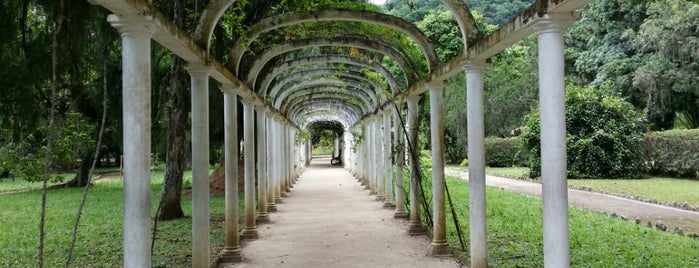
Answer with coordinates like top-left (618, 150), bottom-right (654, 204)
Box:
top-left (256, 107), bottom-right (270, 223)
top-left (219, 90), bottom-right (242, 262)
top-left (383, 111), bottom-right (395, 207)
top-left (393, 103), bottom-right (408, 218)
top-left (465, 62), bottom-right (487, 268)
top-left (241, 99), bottom-right (259, 240)
top-left (187, 65), bottom-right (211, 268)
top-left (406, 95), bottom-right (425, 234)
top-left (273, 119), bottom-right (283, 203)
top-left (428, 82), bottom-right (450, 256)
top-left (266, 112), bottom-right (277, 212)
top-left (108, 15), bottom-right (153, 268)
top-left (535, 13), bottom-right (577, 268)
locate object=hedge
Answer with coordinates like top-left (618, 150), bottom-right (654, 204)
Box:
top-left (484, 137), bottom-right (527, 167)
top-left (644, 129), bottom-right (699, 178)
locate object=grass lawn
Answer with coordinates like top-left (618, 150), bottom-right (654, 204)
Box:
top-left (435, 175), bottom-right (699, 267)
top-left (461, 166), bottom-right (699, 208)
top-left (0, 170), bottom-right (228, 267)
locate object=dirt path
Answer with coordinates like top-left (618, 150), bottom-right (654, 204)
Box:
top-left (445, 167), bottom-right (699, 234)
top-left (222, 158), bottom-right (462, 268)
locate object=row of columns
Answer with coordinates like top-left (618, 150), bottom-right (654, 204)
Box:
top-left (112, 15), bottom-right (308, 268)
top-left (347, 13), bottom-right (576, 268)
top-left (114, 11), bottom-right (575, 268)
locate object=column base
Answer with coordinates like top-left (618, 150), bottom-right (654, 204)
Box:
top-left (408, 223), bottom-right (426, 235)
top-left (375, 194), bottom-right (385, 201)
top-left (240, 228), bottom-right (259, 240)
top-left (219, 246), bottom-right (243, 263)
top-left (382, 201), bottom-right (395, 208)
top-left (368, 188), bottom-right (376, 194)
top-left (365, 185), bottom-right (373, 191)
top-left (267, 204), bottom-right (278, 212)
top-left (360, 180), bottom-right (367, 186)
top-left (285, 188), bottom-right (291, 192)
top-left (429, 240), bottom-right (452, 256)
top-left (275, 197), bottom-right (283, 203)
top-left (394, 211), bottom-right (409, 219)
top-left (281, 192), bottom-right (289, 197)
top-left (256, 213), bottom-right (271, 224)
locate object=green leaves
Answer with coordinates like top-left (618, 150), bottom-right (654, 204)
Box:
top-left (523, 85), bottom-right (647, 179)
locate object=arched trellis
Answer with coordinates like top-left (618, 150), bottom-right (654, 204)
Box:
top-left (258, 55), bottom-right (400, 98)
top-left (243, 36), bottom-right (418, 88)
top-left (266, 68), bottom-right (384, 105)
top-left (272, 78), bottom-right (379, 110)
top-left (226, 9), bottom-right (440, 73)
top-left (91, 0), bottom-right (593, 267)
top-left (281, 90), bottom-right (370, 116)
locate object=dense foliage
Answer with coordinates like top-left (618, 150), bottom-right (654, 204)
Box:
top-left (644, 129), bottom-right (699, 178)
top-left (484, 137), bottom-right (527, 167)
top-left (522, 85), bottom-right (647, 179)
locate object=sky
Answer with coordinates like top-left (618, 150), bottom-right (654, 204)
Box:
top-left (368, 0), bottom-right (386, 5)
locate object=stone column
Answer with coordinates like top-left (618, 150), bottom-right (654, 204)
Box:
top-left (406, 95), bottom-right (425, 235)
top-left (256, 107), bottom-right (270, 223)
top-left (187, 64), bottom-right (211, 268)
top-left (273, 120), bottom-right (284, 203)
top-left (265, 112), bottom-right (277, 212)
top-left (428, 82), bottom-right (450, 256)
top-left (383, 111), bottom-right (395, 207)
top-left (465, 62), bottom-right (487, 268)
top-left (535, 13), bottom-right (577, 268)
top-left (219, 89), bottom-right (242, 262)
top-left (108, 14), bottom-right (153, 267)
top-left (393, 103), bottom-right (408, 218)
top-left (241, 99), bottom-right (259, 240)
top-left (362, 125), bottom-right (371, 189)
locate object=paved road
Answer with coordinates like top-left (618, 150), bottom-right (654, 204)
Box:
top-left (445, 167), bottom-right (699, 234)
top-left (222, 158), bottom-right (461, 268)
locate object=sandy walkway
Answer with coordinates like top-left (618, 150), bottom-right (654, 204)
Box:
top-left (445, 167), bottom-right (699, 234)
top-left (223, 158), bottom-right (462, 268)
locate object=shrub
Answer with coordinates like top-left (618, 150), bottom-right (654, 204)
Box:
top-left (644, 129), bottom-right (699, 178)
top-left (484, 137), bottom-right (527, 167)
top-left (522, 85), bottom-right (647, 179)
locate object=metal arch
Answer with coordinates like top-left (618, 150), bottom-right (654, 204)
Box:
top-left (439, 0), bottom-right (484, 49)
top-left (256, 55), bottom-right (400, 97)
top-left (281, 88), bottom-right (372, 115)
top-left (284, 94), bottom-right (367, 119)
top-left (273, 77), bottom-right (378, 109)
top-left (267, 68), bottom-right (383, 103)
top-left (243, 36), bottom-right (417, 89)
top-left (226, 9), bottom-right (440, 73)
top-left (291, 101), bottom-right (362, 125)
top-left (299, 110), bottom-right (357, 128)
top-left (292, 102), bottom-right (361, 126)
top-left (192, 0), bottom-right (238, 49)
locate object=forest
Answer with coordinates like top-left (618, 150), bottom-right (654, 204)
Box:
top-left (0, 0), bottom-right (697, 192)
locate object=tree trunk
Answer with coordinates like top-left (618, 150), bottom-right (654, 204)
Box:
top-left (65, 152), bottom-right (94, 187)
top-left (157, 56), bottom-right (188, 221)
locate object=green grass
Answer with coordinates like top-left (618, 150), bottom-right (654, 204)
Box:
top-left (472, 166), bottom-right (699, 207)
top-left (566, 178), bottom-right (699, 207)
top-left (0, 170), bottom-right (229, 267)
top-left (433, 175), bottom-right (699, 267)
top-left (311, 146), bottom-right (333, 156)
top-left (0, 174), bottom-right (75, 192)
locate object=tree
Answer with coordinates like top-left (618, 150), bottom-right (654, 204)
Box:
top-left (522, 85), bottom-right (647, 179)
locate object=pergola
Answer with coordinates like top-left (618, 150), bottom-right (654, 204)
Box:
top-left (87, 0), bottom-right (593, 267)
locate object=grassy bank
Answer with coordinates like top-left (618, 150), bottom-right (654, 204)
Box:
top-left (478, 166), bottom-right (699, 207)
top-left (0, 171), bottom-right (227, 267)
top-left (434, 175), bottom-right (699, 267)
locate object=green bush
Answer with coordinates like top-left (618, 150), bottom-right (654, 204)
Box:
top-left (484, 137), bottom-right (527, 167)
top-left (522, 85), bottom-right (647, 179)
top-left (644, 129), bottom-right (699, 178)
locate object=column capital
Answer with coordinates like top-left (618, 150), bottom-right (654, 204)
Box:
top-left (532, 12), bottom-right (579, 34)
top-left (107, 14), bottom-right (155, 35)
top-left (219, 84), bottom-right (241, 94)
top-left (462, 60), bottom-right (489, 72)
top-left (426, 80), bottom-right (445, 91)
top-left (406, 94), bottom-right (421, 103)
top-left (241, 97), bottom-right (257, 107)
top-left (185, 64), bottom-right (212, 79)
